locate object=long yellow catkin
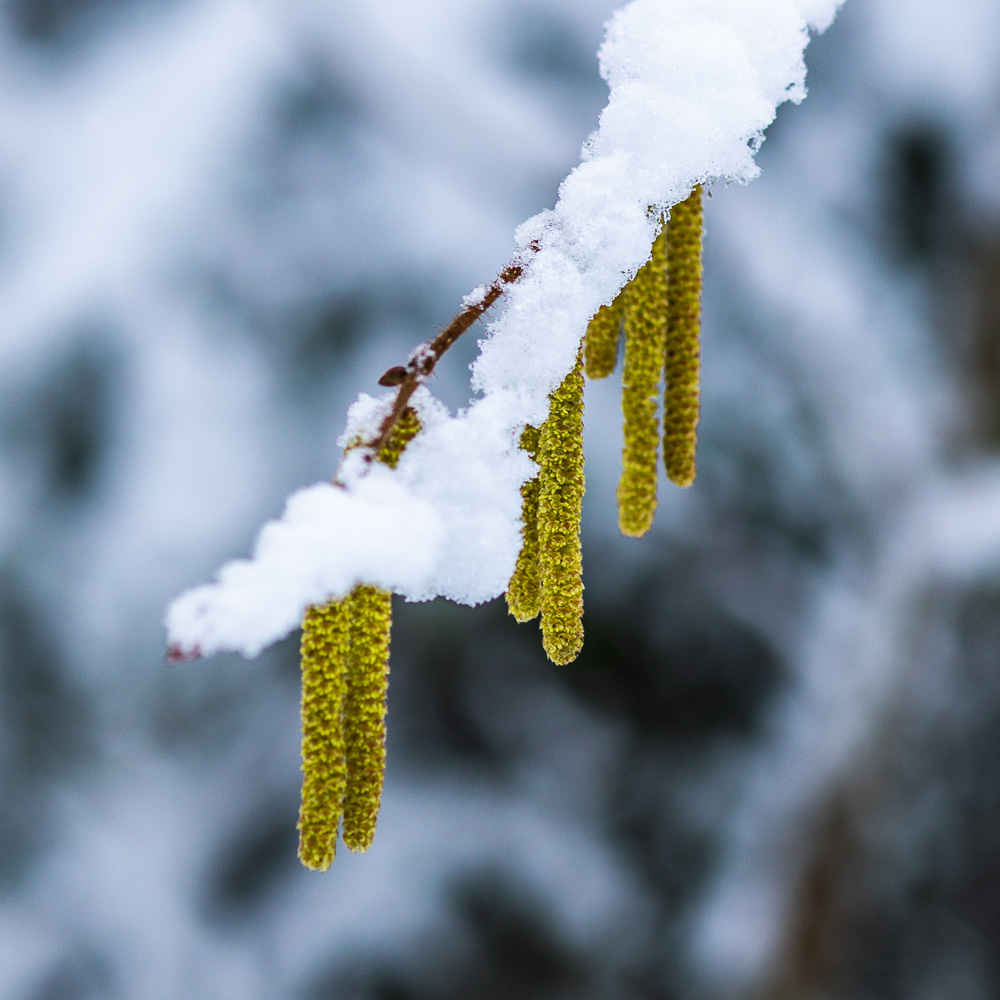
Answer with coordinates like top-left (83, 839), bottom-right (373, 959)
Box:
top-left (538, 350), bottom-right (586, 665)
top-left (335, 408), bottom-right (414, 852)
top-left (584, 289), bottom-right (626, 380)
top-left (296, 406), bottom-right (419, 868)
top-left (506, 424), bottom-right (542, 622)
top-left (341, 583), bottom-right (392, 852)
top-left (617, 218), bottom-right (668, 537)
top-left (298, 599), bottom-right (351, 871)
top-left (664, 186), bottom-right (703, 488)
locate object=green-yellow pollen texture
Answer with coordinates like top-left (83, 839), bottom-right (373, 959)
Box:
top-left (617, 218), bottom-right (668, 537)
top-left (506, 424), bottom-right (542, 623)
top-left (664, 185), bottom-right (703, 488)
top-left (298, 598), bottom-right (351, 871)
top-left (341, 584), bottom-right (392, 852)
top-left (584, 288), bottom-right (625, 380)
top-left (378, 406), bottom-right (421, 469)
top-left (538, 350), bottom-right (586, 665)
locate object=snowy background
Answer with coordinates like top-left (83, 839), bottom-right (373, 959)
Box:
top-left (2, 0), bottom-right (1000, 997)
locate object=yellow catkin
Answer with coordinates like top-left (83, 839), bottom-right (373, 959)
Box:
top-left (538, 350), bottom-right (586, 665)
top-left (584, 289), bottom-right (626, 379)
top-left (664, 186), bottom-right (703, 488)
top-left (617, 218), bottom-right (669, 537)
top-left (378, 406), bottom-right (421, 469)
top-left (340, 405), bottom-right (421, 466)
top-left (298, 599), bottom-right (351, 871)
top-left (296, 406), bottom-right (419, 868)
top-left (341, 584), bottom-right (392, 852)
top-left (332, 408), bottom-right (419, 853)
top-left (506, 424), bottom-right (542, 622)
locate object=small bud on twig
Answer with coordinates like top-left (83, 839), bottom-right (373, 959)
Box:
top-left (378, 366), bottom-right (408, 387)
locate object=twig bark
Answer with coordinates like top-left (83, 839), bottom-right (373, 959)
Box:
top-left (366, 256), bottom-right (530, 461)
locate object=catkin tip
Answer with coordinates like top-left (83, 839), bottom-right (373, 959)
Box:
top-left (542, 625), bottom-right (584, 666)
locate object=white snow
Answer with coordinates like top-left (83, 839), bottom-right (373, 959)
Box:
top-left (166, 0), bottom-right (846, 658)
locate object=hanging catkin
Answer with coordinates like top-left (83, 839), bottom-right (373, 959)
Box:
top-left (538, 349), bottom-right (586, 665)
top-left (340, 583), bottom-right (392, 852)
top-left (584, 289), bottom-right (626, 380)
top-left (336, 410), bottom-right (415, 852)
top-left (297, 599), bottom-right (351, 871)
top-left (506, 424), bottom-right (542, 622)
top-left (663, 186), bottom-right (703, 488)
top-left (296, 406), bottom-right (419, 867)
top-left (617, 218), bottom-right (668, 537)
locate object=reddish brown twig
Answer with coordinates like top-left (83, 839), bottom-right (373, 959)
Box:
top-left (365, 255), bottom-right (531, 461)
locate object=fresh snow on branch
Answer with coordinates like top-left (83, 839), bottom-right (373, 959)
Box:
top-left (167, 0), bottom-right (845, 659)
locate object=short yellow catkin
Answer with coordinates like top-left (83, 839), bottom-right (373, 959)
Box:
top-left (538, 349), bottom-right (586, 665)
top-left (664, 186), bottom-right (703, 488)
top-left (617, 218), bottom-right (668, 537)
top-left (341, 584), bottom-right (392, 852)
top-left (506, 424), bottom-right (542, 623)
top-left (298, 599), bottom-right (351, 871)
top-left (378, 406), bottom-right (421, 469)
top-left (584, 289), bottom-right (626, 380)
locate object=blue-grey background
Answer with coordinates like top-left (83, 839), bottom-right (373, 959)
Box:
top-left (2, 0), bottom-right (1000, 997)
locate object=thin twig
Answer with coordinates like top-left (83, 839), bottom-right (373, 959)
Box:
top-left (365, 255), bottom-right (532, 461)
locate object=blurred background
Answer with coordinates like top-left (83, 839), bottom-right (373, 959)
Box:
top-left (1, 0), bottom-right (1000, 996)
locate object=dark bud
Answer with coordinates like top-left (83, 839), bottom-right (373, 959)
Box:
top-left (378, 366), bottom-right (408, 387)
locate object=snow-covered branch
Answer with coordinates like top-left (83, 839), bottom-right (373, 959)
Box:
top-left (166, 0), bottom-right (845, 660)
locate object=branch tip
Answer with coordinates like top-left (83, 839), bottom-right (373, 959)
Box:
top-left (165, 643), bottom-right (201, 666)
